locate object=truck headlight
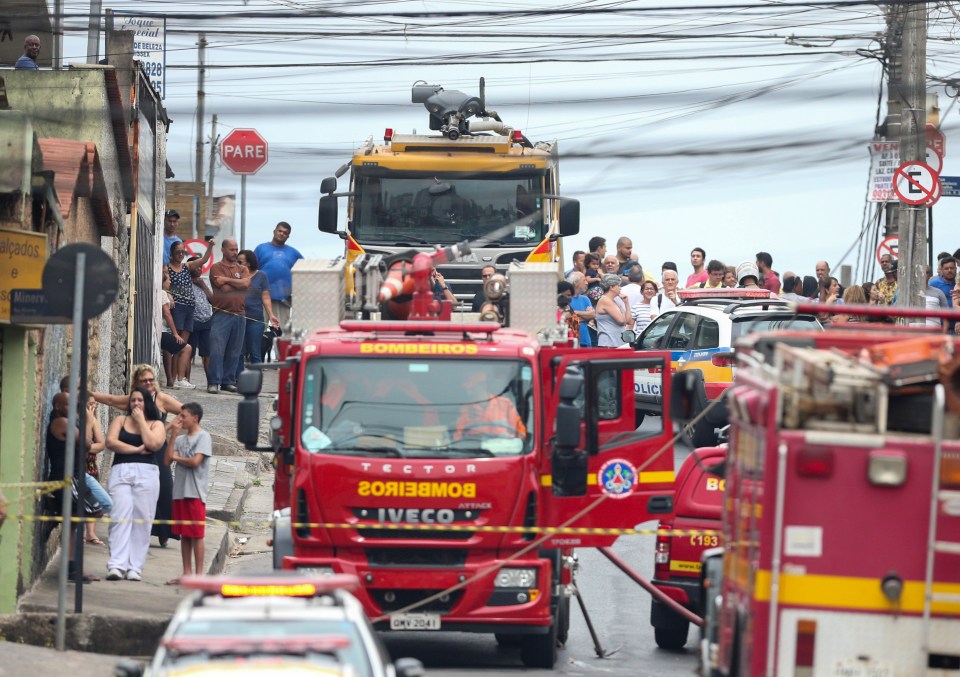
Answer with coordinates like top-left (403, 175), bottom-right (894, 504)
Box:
top-left (495, 568), bottom-right (537, 588)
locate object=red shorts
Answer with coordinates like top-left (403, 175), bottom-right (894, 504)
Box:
top-left (172, 498), bottom-right (206, 538)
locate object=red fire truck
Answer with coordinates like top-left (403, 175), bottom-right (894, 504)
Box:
top-left (682, 306), bottom-right (960, 676)
top-left (236, 252), bottom-right (678, 668)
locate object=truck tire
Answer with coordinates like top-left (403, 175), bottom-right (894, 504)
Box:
top-left (520, 622), bottom-right (558, 668)
top-left (655, 623), bottom-right (690, 650)
top-left (557, 592), bottom-right (571, 645)
top-left (272, 512), bottom-right (293, 571)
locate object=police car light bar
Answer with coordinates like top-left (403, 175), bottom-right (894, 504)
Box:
top-left (678, 288), bottom-right (772, 301)
top-left (180, 573), bottom-right (360, 597)
top-left (164, 635), bottom-right (352, 657)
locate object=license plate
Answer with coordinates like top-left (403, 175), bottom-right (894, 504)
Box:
top-left (389, 612), bottom-right (441, 631)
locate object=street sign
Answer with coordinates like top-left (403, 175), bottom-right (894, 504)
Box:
top-left (0, 227), bottom-right (47, 324)
top-left (10, 289), bottom-right (70, 325)
top-left (41, 244), bottom-right (119, 319)
top-left (893, 161), bottom-right (939, 206)
top-left (927, 124), bottom-right (946, 158)
top-left (877, 236), bottom-right (898, 265)
top-left (940, 176), bottom-right (960, 197)
top-left (220, 128), bottom-right (268, 175)
top-left (868, 131), bottom-right (949, 203)
top-left (183, 238), bottom-right (215, 273)
top-left (926, 145), bottom-right (943, 174)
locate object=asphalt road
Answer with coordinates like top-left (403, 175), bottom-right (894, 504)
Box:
top-left (226, 417), bottom-right (698, 677)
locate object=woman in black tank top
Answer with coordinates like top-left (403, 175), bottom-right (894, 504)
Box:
top-left (105, 388), bottom-right (166, 580)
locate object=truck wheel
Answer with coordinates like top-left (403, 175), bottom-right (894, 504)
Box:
top-left (272, 514), bottom-right (293, 571)
top-left (494, 633), bottom-right (522, 646)
top-left (655, 623), bottom-right (689, 650)
top-left (557, 592), bottom-right (571, 645)
top-left (520, 622), bottom-right (558, 668)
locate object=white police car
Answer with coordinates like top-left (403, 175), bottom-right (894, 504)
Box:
top-left (122, 574), bottom-right (424, 677)
top-left (625, 288), bottom-right (821, 447)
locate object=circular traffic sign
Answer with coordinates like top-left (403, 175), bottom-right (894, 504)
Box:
top-left (220, 128), bottom-right (269, 175)
top-left (876, 235), bottom-right (898, 265)
top-left (893, 161), bottom-right (940, 206)
top-left (182, 238), bottom-right (215, 274)
top-left (42, 243), bottom-right (119, 319)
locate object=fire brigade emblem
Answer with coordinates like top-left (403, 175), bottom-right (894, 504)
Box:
top-left (598, 459), bottom-right (637, 499)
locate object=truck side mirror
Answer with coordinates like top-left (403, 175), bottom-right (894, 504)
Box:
top-left (558, 199), bottom-right (580, 237)
top-left (320, 176), bottom-right (337, 194)
top-left (318, 194), bottom-right (339, 234)
top-left (237, 370), bottom-right (263, 449)
top-left (621, 329), bottom-right (636, 345)
top-left (552, 368), bottom-right (587, 496)
top-left (669, 369), bottom-right (699, 424)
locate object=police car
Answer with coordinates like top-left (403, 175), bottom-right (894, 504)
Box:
top-left (126, 574), bottom-right (424, 677)
top-left (626, 288), bottom-right (821, 447)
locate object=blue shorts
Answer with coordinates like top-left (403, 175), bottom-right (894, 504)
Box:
top-left (170, 303), bottom-right (195, 334)
top-left (190, 318), bottom-right (212, 357)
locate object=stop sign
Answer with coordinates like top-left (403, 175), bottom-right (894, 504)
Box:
top-left (220, 128), bottom-right (268, 175)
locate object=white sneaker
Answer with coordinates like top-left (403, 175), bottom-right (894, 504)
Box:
top-left (125, 570), bottom-right (142, 581)
top-left (176, 379), bottom-right (196, 389)
top-left (106, 568), bottom-right (123, 581)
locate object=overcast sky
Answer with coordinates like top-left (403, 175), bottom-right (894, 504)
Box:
top-left (59, 0), bottom-right (960, 285)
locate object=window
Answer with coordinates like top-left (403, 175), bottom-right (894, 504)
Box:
top-left (639, 314), bottom-right (674, 349)
top-left (300, 357), bottom-right (534, 458)
top-left (352, 173), bottom-right (546, 244)
top-left (731, 315), bottom-right (821, 339)
top-left (693, 318), bottom-right (720, 349)
top-left (666, 314), bottom-right (698, 351)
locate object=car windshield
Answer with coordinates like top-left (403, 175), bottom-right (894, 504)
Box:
top-left (731, 315), bottom-right (821, 338)
top-left (300, 357), bottom-right (535, 458)
top-left (352, 173), bottom-right (546, 245)
top-left (173, 619), bottom-right (371, 677)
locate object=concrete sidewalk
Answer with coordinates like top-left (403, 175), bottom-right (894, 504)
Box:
top-left (0, 365), bottom-right (279, 672)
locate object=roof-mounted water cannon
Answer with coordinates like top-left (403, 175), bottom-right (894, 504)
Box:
top-left (377, 241), bottom-right (473, 321)
top-left (411, 78), bottom-right (517, 141)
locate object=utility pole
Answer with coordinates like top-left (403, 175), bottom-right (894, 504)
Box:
top-left (881, 5), bottom-right (904, 240)
top-left (895, 1), bottom-right (927, 309)
top-left (86, 0), bottom-right (103, 64)
top-left (206, 114), bottom-right (219, 234)
top-left (195, 34), bottom-right (207, 183)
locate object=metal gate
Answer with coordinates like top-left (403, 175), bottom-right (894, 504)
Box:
top-left (132, 213), bottom-right (155, 366)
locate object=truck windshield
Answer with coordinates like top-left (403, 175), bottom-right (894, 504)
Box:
top-left (300, 357), bottom-right (535, 458)
top-left (352, 174), bottom-right (546, 245)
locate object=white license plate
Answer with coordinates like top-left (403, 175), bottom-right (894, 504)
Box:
top-left (389, 612), bottom-right (441, 631)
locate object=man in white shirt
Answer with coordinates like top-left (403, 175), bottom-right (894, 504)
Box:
top-left (650, 270), bottom-right (680, 320)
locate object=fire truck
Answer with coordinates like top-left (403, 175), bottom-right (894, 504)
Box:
top-left (679, 304), bottom-right (960, 676)
top-left (317, 79), bottom-right (577, 306)
top-left (236, 250), bottom-right (677, 668)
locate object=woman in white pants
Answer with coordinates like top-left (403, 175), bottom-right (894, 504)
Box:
top-left (105, 387), bottom-right (166, 581)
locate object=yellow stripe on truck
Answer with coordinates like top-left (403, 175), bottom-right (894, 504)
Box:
top-left (754, 570), bottom-right (960, 614)
top-left (670, 560), bottom-right (702, 573)
top-left (540, 471), bottom-right (674, 487)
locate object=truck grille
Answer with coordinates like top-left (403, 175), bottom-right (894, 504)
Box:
top-left (365, 547), bottom-right (467, 568)
top-left (370, 589), bottom-right (462, 613)
top-left (358, 527), bottom-right (474, 540)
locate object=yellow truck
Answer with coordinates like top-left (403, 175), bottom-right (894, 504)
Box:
top-left (318, 79), bottom-right (579, 306)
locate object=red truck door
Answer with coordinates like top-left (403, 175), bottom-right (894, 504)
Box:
top-left (538, 349), bottom-right (676, 548)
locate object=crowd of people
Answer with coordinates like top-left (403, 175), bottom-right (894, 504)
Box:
top-left (160, 213), bottom-right (301, 393)
top-left (41, 216), bottom-right (304, 583)
top-left (557, 236), bottom-right (960, 347)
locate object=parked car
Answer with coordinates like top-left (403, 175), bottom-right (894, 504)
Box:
top-left (626, 288), bottom-right (821, 447)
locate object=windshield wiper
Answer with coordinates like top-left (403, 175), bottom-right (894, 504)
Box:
top-left (328, 447), bottom-right (405, 458)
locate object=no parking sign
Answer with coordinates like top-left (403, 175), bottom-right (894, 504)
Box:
top-left (183, 239), bottom-right (215, 274)
top-left (876, 236), bottom-right (898, 265)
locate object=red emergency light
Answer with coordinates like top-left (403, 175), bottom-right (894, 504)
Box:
top-left (678, 288), bottom-right (773, 302)
top-left (384, 128), bottom-right (394, 142)
top-left (512, 130), bottom-right (523, 143)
